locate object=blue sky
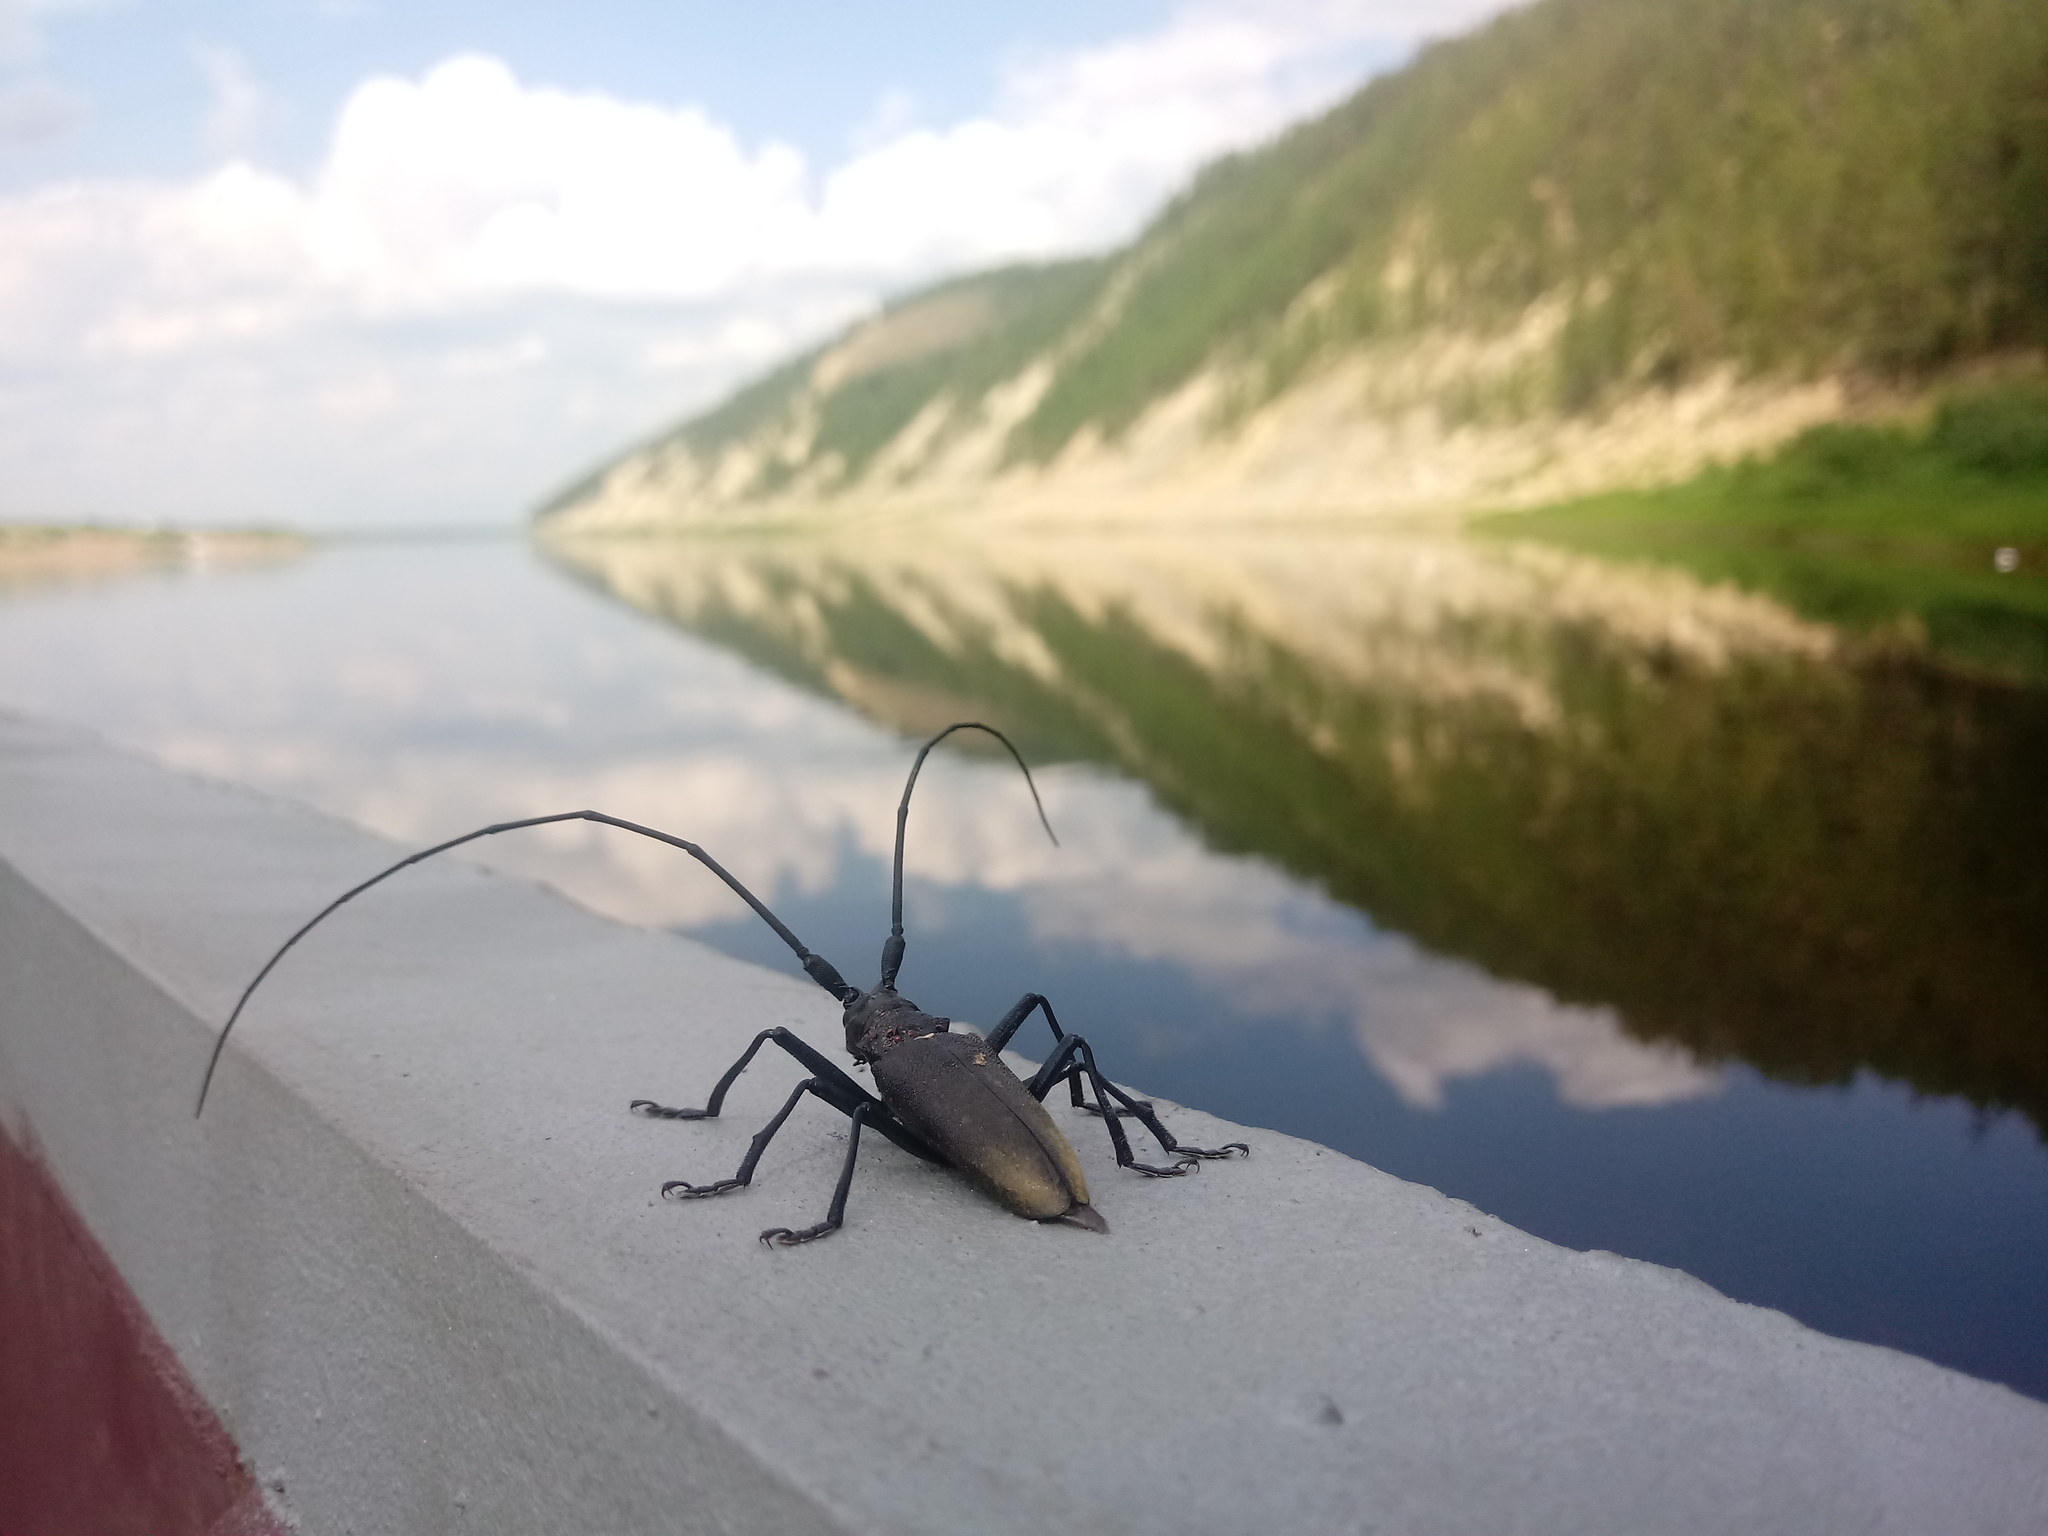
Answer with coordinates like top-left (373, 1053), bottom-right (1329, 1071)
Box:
top-left (1, 2), bottom-right (1197, 186)
top-left (0, 1), bottom-right (1509, 527)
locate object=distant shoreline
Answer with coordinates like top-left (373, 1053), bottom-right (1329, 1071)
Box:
top-left (0, 525), bottom-right (311, 588)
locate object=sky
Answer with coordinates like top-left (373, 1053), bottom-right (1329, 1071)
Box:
top-left (0, 1), bottom-right (1513, 529)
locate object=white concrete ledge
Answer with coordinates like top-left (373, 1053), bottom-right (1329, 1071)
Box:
top-left (2, 707), bottom-right (2044, 1536)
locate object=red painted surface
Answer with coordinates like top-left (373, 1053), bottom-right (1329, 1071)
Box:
top-left (0, 1122), bottom-right (286, 1536)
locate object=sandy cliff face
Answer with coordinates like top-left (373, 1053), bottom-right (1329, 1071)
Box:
top-left (541, 309), bottom-right (1848, 534)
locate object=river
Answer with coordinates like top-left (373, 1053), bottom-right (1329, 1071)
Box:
top-left (2, 527), bottom-right (2042, 1399)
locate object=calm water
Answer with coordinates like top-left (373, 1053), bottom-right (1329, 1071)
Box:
top-left (1, 531), bottom-right (2043, 1399)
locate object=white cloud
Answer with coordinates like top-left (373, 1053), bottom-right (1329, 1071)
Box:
top-left (297, 56), bottom-right (811, 307)
top-left (0, 1), bottom-right (1517, 526)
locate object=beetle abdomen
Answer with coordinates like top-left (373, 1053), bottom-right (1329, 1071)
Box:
top-left (872, 1031), bottom-right (1100, 1228)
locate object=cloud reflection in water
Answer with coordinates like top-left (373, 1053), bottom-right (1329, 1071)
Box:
top-left (0, 537), bottom-right (1719, 1117)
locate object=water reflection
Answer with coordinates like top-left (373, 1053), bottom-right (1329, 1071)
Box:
top-left (0, 538), bottom-right (1699, 1118)
top-left (544, 528), bottom-right (2048, 1135)
top-left (0, 534), bottom-right (2041, 1398)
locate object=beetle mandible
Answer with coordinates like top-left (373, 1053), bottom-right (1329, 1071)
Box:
top-left (196, 722), bottom-right (1247, 1244)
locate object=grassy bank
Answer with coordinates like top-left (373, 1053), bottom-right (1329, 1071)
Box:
top-left (1479, 380), bottom-right (2048, 680)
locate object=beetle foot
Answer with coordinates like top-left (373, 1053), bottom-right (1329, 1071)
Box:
top-left (759, 1222), bottom-right (839, 1246)
top-left (1176, 1142), bottom-right (1250, 1159)
top-left (632, 1099), bottom-right (710, 1119)
top-left (1079, 1099), bottom-right (1151, 1118)
top-left (661, 1178), bottom-right (744, 1199)
top-left (1126, 1156), bottom-right (1201, 1177)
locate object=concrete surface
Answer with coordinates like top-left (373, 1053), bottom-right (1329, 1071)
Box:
top-left (1, 706), bottom-right (2044, 1536)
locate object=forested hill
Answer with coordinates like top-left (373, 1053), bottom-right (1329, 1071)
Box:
top-left (540, 0), bottom-right (2048, 532)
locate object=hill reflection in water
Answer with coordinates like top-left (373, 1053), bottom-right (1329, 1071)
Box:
top-left (0, 533), bottom-right (2040, 1397)
top-left (546, 528), bottom-right (2048, 1136)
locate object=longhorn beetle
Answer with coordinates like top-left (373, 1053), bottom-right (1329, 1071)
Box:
top-left (196, 722), bottom-right (1246, 1243)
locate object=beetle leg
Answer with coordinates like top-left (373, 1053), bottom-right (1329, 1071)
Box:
top-left (996, 997), bottom-right (1250, 1166)
top-left (1027, 1033), bottom-right (1249, 1168)
top-left (661, 1077), bottom-right (819, 1199)
top-left (652, 1040), bottom-right (941, 1243)
top-left (1093, 1085), bottom-right (1249, 1162)
top-left (988, 994), bottom-right (1229, 1136)
top-left (985, 995), bottom-right (1095, 1112)
top-left (1022, 1036), bottom-right (1196, 1177)
top-left (631, 1025), bottom-right (787, 1119)
top-left (759, 1102), bottom-right (875, 1247)
top-left (986, 992), bottom-right (1065, 1053)
top-left (1074, 1073), bottom-right (1248, 1159)
top-left (635, 1026), bottom-right (943, 1166)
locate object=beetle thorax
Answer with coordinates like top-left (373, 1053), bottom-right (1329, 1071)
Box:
top-left (843, 987), bottom-right (951, 1064)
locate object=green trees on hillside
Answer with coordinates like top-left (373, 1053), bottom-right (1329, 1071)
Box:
top-left (542, 0), bottom-right (2048, 513)
top-left (1017, 0), bottom-right (2048, 457)
top-left (799, 262), bottom-right (1106, 486)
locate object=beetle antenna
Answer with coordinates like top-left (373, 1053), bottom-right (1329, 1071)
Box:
top-left (195, 809), bottom-right (857, 1118)
top-left (881, 723), bottom-right (1056, 991)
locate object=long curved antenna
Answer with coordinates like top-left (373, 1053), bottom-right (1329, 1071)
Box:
top-left (880, 723), bottom-right (1056, 991)
top-left (195, 810), bottom-right (855, 1118)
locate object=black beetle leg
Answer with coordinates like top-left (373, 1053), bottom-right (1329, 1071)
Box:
top-left (986, 992), bottom-right (1065, 1053)
top-left (632, 1025), bottom-right (787, 1120)
top-left (662, 1077), bottom-right (817, 1199)
top-left (1025, 1035), bottom-right (1197, 1176)
top-left (995, 996), bottom-right (1247, 1164)
top-left (760, 1102), bottom-right (875, 1247)
top-left (1093, 1077), bottom-right (1249, 1162)
top-left (1077, 1095), bottom-right (1152, 1118)
top-left (635, 1025), bottom-right (944, 1168)
top-left (649, 1032), bottom-right (942, 1246)
top-left (1027, 1032), bottom-right (1248, 1169)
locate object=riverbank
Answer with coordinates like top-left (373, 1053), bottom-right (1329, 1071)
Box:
top-left (0, 525), bottom-right (310, 589)
top-left (1478, 378), bottom-right (2048, 679)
